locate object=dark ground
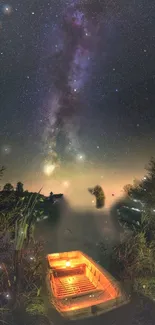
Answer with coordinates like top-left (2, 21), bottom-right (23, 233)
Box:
top-left (35, 199), bottom-right (155, 325)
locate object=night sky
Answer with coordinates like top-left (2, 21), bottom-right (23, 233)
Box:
top-left (0, 0), bottom-right (155, 208)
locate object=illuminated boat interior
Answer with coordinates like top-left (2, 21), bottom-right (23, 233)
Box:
top-left (46, 251), bottom-right (128, 318)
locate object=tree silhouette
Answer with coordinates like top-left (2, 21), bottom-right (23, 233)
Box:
top-left (112, 158), bottom-right (155, 299)
top-left (0, 166), bottom-right (5, 180)
top-left (3, 183), bottom-right (14, 191)
top-left (123, 184), bottom-right (133, 195)
top-left (88, 185), bottom-right (105, 209)
top-left (117, 157), bottom-right (155, 239)
top-left (125, 157), bottom-right (155, 208)
top-left (16, 181), bottom-right (24, 193)
top-left (49, 191), bottom-right (54, 203)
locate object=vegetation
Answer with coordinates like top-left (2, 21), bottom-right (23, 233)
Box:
top-left (1, 157), bottom-right (155, 323)
top-left (0, 171), bottom-right (58, 325)
top-left (123, 157), bottom-right (155, 208)
top-left (3, 183), bottom-right (14, 191)
top-left (112, 157), bottom-right (155, 300)
top-left (88, 185), bottom-right (105, 209)
top-left (16, 182), bottom-right (24, 193)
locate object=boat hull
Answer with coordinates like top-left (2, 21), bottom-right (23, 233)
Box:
top-left (46, 250), bottom-right (129, 320)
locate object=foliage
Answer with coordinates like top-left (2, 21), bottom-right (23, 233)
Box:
top-left (113, 158), bottom-right (155, 300)
top-left (124, 157), bottom-right (155, 208)
top-left (114, 232), bottom-right (155, 278)
top-left (123, 184), bottom-right (133, 196)
top-left (26, 297), bottom-right (46, 316)
top-left (119, 158), bottom-right (155, 235)
top-left (3, 183), bottom-right (14, 191)
top-left (88, 185), bottom-right (105, 209)
top-left (0, 168), bottom-right (48, 323)
top-left (16, 182), bottom-right (24, 193)
top-left (133, 277), bottom-right (155, 300)
top-left (0, 166), bottom-right (62, 325)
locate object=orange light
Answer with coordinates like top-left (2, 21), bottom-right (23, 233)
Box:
top-left (47, 251), bottom-right (128, 319)
top-left (66, 261), bottom-right (71, 267)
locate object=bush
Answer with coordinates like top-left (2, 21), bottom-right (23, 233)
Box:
top-left (112, 230), bottom-right (155, 298)
top-left (133, 277), bottom-right (155, 300)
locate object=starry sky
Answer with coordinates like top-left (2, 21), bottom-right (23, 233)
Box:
top-left (0, 0), bottom-right (155, 209)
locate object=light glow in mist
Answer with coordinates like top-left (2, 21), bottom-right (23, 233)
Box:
top-left (43, 163), bottom-right (56, 176)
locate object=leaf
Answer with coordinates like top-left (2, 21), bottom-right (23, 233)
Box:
top-left (26, 297), bottom-right (46, 316)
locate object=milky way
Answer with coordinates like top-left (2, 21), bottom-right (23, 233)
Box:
top-left (41, 0), bottom-right (102, 173)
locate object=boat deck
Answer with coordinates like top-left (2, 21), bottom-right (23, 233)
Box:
top-left (54, 274), bottom-right (96, 298)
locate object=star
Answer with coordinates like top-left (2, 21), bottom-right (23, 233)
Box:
top-left (76, 154), bottom-right (85, 161)
top-left (1, 145), bottom-right (11, 155)
top-left (3, 5), bottom-right (12, 15)
top-left (0, 0), bottom-right (154, 213)
top-left (5, 6), bottom-right (9, 12)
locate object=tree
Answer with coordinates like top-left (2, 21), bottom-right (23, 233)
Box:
top-left (3, 183), bottom-right (14, 191)
top-left (0, 166), bottom-right (5, 180)
top-left (112, 158), bottom-right (155, 300)
top-left (123, 184), bottom-right (133, 196)
top-left (94, 185), bottom-right (105, 209)
top-left (118, 158), bottom-right (155, 233)
top-left (16, 182), bottom-right (24, 193)
top-left (88, 185), bottom-right (105, 209)
top-left (124, 158), bottom-right (155, 208)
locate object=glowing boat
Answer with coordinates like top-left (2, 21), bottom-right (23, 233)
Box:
top-left (46, 250), bottom-right (129, 320)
